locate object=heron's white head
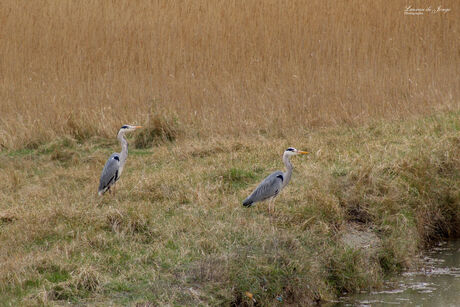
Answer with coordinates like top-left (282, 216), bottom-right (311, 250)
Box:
top-left (284, 147), bottom-right (309, 156)
top-left (118, 125), bottom-right (142, 134)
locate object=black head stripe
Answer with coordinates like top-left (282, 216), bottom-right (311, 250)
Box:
top-left (286, 147), bottom-right (295, 152)
top-left (121, 125), bottom-right (129, 129)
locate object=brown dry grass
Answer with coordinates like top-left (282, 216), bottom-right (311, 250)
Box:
top-left (0, 0), bottom-right (458, 149)
top-left (0, 111), bottom-right (458, 305)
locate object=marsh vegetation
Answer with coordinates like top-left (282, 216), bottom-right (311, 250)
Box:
top-left (1, 112), bottom-right (459, 305)
top-left (0, 1), bottom-right (458, 305)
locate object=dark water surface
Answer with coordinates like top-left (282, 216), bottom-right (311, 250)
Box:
top-left (332, 239), bottom-right (460, 307)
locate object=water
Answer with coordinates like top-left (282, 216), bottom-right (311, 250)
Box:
top-left (333, 240), bottom-right (460, 307)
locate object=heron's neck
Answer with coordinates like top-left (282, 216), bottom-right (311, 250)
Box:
top-left (117, 132), bottom-right (128, 164)
top-left (282, 153), bottom-right (293, 187)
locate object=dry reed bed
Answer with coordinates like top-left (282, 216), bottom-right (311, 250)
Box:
top-left (0, 111), bottom-right (458, 305)
top-left (0, 1), bottom-right (459, 149)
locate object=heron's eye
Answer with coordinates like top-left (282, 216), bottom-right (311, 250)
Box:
top-left (121, 125), bottom-right (129, 129)
top-left (286, 148), bottom-right (294, 152)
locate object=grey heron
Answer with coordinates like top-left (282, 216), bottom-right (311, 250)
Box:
top-left (242, 147), bottom-right (308, 212)
top-left (98, 125), bottom-right (142, 196)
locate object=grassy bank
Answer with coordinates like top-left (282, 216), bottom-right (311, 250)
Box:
top-left (0, 111), bottom-right (458, 305)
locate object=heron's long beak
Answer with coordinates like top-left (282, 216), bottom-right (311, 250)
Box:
top-left (298, 150), bottom-right (309, 155)
top-left (134, 126), bottom-right (143, 129)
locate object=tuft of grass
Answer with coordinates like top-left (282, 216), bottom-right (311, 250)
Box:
top-left (73, 266), bottom-right (102, 293)
top-left (39, 266), bottom-right (102, 303)
top-left (219, 167), bottom-right (263, 191)
top-left (325, 246), bottom-right (380, 295)
top-left (134, 113), bottom-right (182, 149)
top-left (64, 114), bottom-right (99, 143)
top-left (105, 208), bottom-right (157, 242)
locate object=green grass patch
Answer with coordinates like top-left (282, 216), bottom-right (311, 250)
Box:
top-left (218, 166), bottom-right (264, 191)
top-left (5, 148), bottom-right (35, 157)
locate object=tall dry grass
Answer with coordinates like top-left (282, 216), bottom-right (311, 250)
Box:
top-left (0, 0), bottom-right (458, 148)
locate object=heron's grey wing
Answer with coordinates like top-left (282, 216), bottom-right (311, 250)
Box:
top-left (98, 153), bottom-right (120, 195)
top-left (243, 171), bottom-right (284, 206)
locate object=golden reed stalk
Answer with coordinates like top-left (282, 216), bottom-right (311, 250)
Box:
top-left (0, 1), bottom-right (458, 148)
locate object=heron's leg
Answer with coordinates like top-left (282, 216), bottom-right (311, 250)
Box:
top-left (268, 198), bottom-right (274, 214)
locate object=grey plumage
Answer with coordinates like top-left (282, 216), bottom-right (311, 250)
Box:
top-left (242, 147), bottom-right (308, 212)
top-left (98, 125), bottom-right (142, 196)
top-left (243, 171), bottom-right (283, 207)
top-left (98, 154), bottom-right (120, 195)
